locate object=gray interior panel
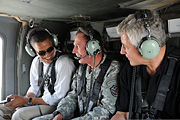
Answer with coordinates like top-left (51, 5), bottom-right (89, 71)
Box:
top-left (0, 16), bottom-right (21, 99)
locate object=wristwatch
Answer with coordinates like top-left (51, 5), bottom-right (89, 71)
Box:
top-left (27, 97), bottom-right (33, 106)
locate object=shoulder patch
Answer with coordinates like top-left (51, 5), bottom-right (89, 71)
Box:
top-left (110, 85), bottom-right (118, 97)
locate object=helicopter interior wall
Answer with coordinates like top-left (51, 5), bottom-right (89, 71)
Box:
top-left (0, 16), bottom-right (21, 100)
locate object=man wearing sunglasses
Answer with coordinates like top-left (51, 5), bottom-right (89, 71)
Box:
top-left (0, 27), bottom-right (75, 120)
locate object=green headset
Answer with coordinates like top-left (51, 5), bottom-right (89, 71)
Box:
top-left (25, 27), bottom-right (58, 57)
top-left (136, 10), bottom-right (160, 59)
top-left (78, 26), bottom-right (101, 56)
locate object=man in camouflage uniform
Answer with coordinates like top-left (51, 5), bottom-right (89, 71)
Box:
top-left (33, 26), bottom-right (120, 120)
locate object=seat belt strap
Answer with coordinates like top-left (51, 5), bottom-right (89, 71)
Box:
top-left (47, 51), bottom-right (63, 95)
top-left (48, 60), bottom-right (56, 95)
top-left (151, 57), bottom-right (177, 113)
top-left (38, 61), bottom-right (43, 86)
top-left (134, 68), bottom-right (142, 118)
top-left (87, 58), bottom-right (111, 112)
top-left (77, 64), bottom-right (87, 115)
top-left (78, 58), bottom-right (112, 115)
top-left (77, 64), bottom-right (87, 96)
top-left (36, 60), bottom-right (53, 97)
top-left (37, 60), bottom-right (44, 97)
top-left (37, 51), bottom-right (62, 97)
top-left (128, 66), bottom-right (137, 119)
top-left (90, 58), bottom-right (111, 103)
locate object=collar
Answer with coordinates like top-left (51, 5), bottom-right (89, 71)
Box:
top-left (87, 54), bottom-right (106, 70)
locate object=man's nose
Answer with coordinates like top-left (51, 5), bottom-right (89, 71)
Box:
top-left (120, 47), bottom-right (126, 55)
top-left (43, 51), bottom-right (51, 58)
top-left (72, 47), bottom-right (76, 54)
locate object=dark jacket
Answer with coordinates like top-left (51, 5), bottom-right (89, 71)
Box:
top-left (116, 45), bottom-right (180, 119)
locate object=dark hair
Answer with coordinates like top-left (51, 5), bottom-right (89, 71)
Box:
top-left (27, 27), bottom-right (53, 46)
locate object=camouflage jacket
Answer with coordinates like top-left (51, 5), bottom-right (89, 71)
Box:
top-left (55, 55), bottom-right (120, 120)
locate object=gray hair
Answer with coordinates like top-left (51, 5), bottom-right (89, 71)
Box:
top-left (117, 11), bottom-right (166, 47)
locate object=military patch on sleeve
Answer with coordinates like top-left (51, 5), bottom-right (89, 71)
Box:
top-left (110, 85), bottom-right (118, 97)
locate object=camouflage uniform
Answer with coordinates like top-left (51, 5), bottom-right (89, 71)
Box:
top-left (33, 55), bottom-right (120, 120)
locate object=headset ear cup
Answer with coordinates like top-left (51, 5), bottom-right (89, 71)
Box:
top-left (139, 39), bottom-right (160, 59)
top-left (44, 29), bottom-right (59, 47)
top-left (25, 44), bottom-right (36, 57)
top-left (52, 34), bottom-right (58, 47)
top-left (86, 39), bottom-right (101, 56)
top-left (138, 47), bottom-right (142, 56)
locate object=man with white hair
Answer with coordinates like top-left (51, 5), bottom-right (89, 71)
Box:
top-left (111, 10), bottom-right (180, 119)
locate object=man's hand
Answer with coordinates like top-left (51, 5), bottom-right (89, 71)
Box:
top-left (53, 114), bottom-right (63, 120)
top-left (111, 111), bottom-right (129, 120)
top-left (4, 94), bottom-right (28, 108)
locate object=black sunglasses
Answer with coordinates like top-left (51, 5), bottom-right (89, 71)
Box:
top-left (38, 46), bottom-right (54, 56)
